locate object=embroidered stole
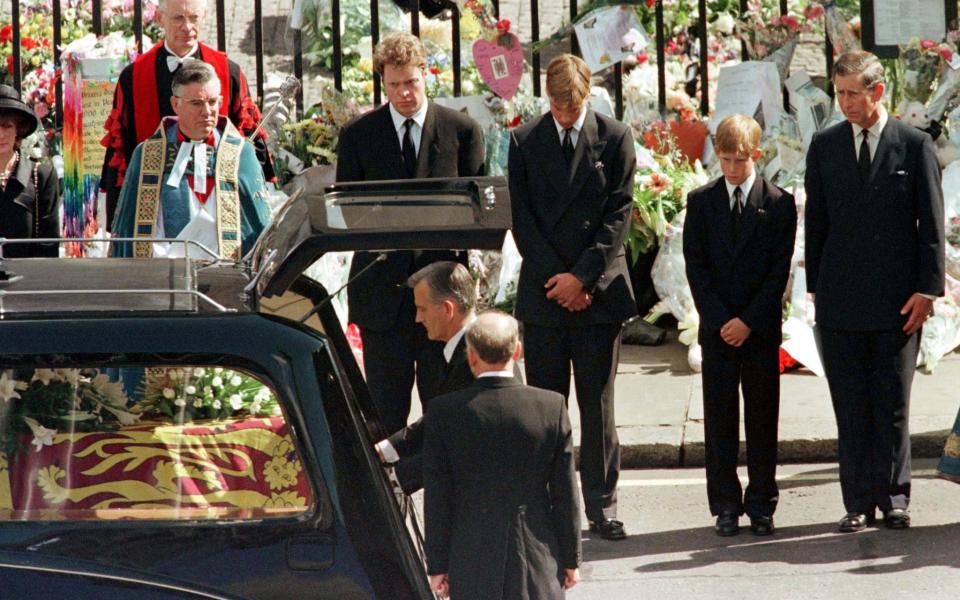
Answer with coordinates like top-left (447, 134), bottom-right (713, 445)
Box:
top-left (133, 120), bottom-right (243, 260)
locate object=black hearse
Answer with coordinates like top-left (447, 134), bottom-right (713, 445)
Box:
top-left (0, 177), bottom-right (508, 599)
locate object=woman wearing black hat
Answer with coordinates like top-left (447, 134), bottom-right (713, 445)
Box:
top-left (0, 84), bottom-right (59, 258)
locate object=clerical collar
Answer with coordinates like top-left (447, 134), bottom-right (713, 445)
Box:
top-left (164, 40), bottom-right (199, 60)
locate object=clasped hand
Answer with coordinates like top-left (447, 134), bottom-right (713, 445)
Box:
top-left (720, 318), bottom-right (751, 347)
top-left (546, 273), bottom-right (591, 312)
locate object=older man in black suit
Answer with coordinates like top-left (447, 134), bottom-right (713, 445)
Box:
top-left (424, 311), bottom-right (580, 599)
top-left (805, 51), bottom-right (945, 533)
top-left (508, 53), bottom-right (637, 540)
top-left (336, 32), bottom-right (485, 436)
top-left (375, 261), bottom-right (477, 494)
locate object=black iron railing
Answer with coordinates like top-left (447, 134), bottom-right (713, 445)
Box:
top-left (3, 0), bottom-right (834, 132)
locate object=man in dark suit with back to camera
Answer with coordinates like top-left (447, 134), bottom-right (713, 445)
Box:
top-left (508, 53), bottom-right (637, 540)
top-left (424, 311), bottom-right (580, 599)
top-left (805, 51), bottom-right (945, 533)
top-left (374, 261), bottom-right (476, 494)
top-left (336, 32), bottom-right (485, 436)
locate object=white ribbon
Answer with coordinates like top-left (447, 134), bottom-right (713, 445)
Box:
top-left (165, 141), bottom-right (208, 195)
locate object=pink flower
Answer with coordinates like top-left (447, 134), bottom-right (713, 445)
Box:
top-left (783, 15), bottom-right (800, 31)
top-left (769, 16), bottom-right (781, 27)
top-left (34, 102), bottom-right (49, 118)
top-left (940, 47), bottom-right (954, 61)
top-left (804, 4), bottom-right (825, 20)
top-left (920, 39), bottom-right (937, 49)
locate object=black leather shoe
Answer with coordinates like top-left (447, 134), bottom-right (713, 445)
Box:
top-left (838, 512), bottom-right (874, 533)
top-left (749, 515), bottom-right (775, 536)
top-left (883, 508), bottom-right (910, 529)
top-left (715, 512), bottom-right (740, 536)
top-left (589, 518), bottom-right (627, 540)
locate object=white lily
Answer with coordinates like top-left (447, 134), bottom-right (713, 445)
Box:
top-left (54, 369), bottom-right (80, 387)
top-left (90, 373), bottom-right (129, 407)
top-left (0, 373), bottom-right (26, 403)
top-left (31, 369), bottom-right (57, 386)
top-left (100, 404), bottom-right (140, 426)
top-left (22, 417), bottom-right (56, 452)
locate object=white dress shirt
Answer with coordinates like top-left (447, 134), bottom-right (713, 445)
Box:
top-left (724, 170), bottom-right (757, 211)
top-left (850, 105), bottom-right (888, 162)
top-left (553, 106), bottom-right (588, 148)
top-left (389, 102), bottom-right (428, 157)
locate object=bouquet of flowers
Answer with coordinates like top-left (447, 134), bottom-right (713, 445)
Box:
top-left (0, 368), bottom-right (139, 456)
top-left (898, 38), bottom-right (957, 105)
top-left (736, 2), bottom-right (821, 80)
top-left (1, 0), bottom-right (160, 155)
top-left (134, 367), bottom-right (280, 422)
top-left (628, 137), bottom-right (709, 260)
top-left (274, 79), bottom-right (359, 185)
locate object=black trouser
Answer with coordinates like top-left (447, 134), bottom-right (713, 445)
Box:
top-left (360, 315), bottom-right (447, 436)
top-left (523, 322), bottom-right (622, 522)
top-left (700, 332), bottom-right (780, 518)
top-left (817, 326), bottom-right (917, 514)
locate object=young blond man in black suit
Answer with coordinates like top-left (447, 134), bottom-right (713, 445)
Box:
top-left (508, 54), bottom-right (637, 540)
top-left (684, 114), bottom-right (797, 536)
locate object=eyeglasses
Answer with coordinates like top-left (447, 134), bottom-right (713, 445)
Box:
top-left (175, 96), bottom-right (222, 110)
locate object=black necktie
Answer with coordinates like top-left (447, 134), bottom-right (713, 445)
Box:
top-left (562, 127), bottom-right (575, 166)
top-left (402, 118), bottom-right (417, 178)
top-left (731, 186), bottom-right (743, 242)
top-left (858, 129), bottom-right (871, 181)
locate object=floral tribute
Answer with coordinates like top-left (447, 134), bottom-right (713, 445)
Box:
top-left (628, 137), bottom-right (708, 260)
top-left (0, 368), bottom-right (139, 456)
top-left (0, 366), bottom-right (281, 458)
top-left (735, 2), bottom-right (821, 60)
top-left (135, 367), bottom-right (281, 423)
top-left (0, 0), bottom-right (161, 156)
top-left (273, 79), bottom-right (359, 186)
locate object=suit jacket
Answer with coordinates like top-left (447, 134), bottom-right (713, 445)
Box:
top-left (424, 377), bottom-right (581, 600)
top-left (805, 117), bottom-right (944, 330)
top-left (683, 176), bottom-right (797, 342)
top-left (509, 110), bottom-right (637, 327)
top-left (336, 102), bottom-right (485, 331)
top-left (386, 337), bottom-right (474, 456)
top-left (0, 157), bottom-right (60, 258)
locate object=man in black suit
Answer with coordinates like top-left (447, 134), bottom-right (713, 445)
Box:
top-left (684, 114), bottom-right (797, 536)
top-left (805, 51), bottom-right (945, 533)
top-left (508, 53), bottom-right (637, 540)
top-left (374, 261), bottom-right (477, 494)
top-left (336, 32), bottom-right (485, 435)
top-left (424, 311), bottom-right (580, 599)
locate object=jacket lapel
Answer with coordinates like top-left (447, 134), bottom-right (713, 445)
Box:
top-left (710, 179), bottom-right (735, 256)
top-left (533, 115), bottom-right (575, 228)
top-left (416, 102), bottom-right (439, 178)
top-left (733, 177), bottom-right (766, 256)
top-left (568, 110), bottom-right (606, 201)
top-left (867, 118), bottom-right (904, 183)
top-left (375, 104), bottom-right (408, 180)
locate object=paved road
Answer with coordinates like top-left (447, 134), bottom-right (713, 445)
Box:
top-left (569, 460), bottom-right (960, 599)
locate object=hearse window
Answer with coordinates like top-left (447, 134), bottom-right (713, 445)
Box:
top-left (0, 366), bottom-right (313, 522)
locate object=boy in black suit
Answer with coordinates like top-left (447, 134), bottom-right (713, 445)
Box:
top-left (683, 115), bottom-right (797, 536)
